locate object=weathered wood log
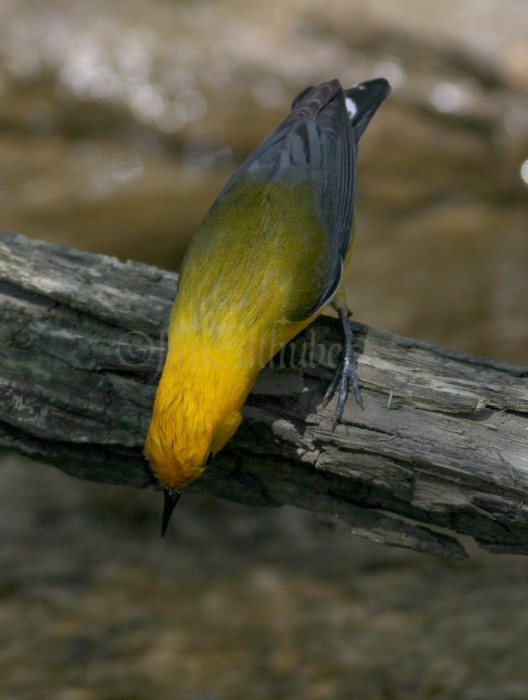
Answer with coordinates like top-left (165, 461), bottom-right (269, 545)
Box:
top-left (1, 231), bottom-right (527, 559)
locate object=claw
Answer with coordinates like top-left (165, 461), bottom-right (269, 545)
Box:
top-left (322, 360), bottom-right (342, 407)
top-left (324, 308), bottom-right (364, 425)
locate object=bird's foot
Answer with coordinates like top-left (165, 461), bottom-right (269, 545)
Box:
top-left (322, 308), bottom-right (364, 427)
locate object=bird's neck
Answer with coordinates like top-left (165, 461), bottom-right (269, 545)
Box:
top-left (156, 332), bottom-right (258, 458)
top-left (161, 336), bottom-right (257, 408)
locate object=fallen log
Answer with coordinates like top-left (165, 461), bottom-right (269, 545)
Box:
top-left (1, 231), bottom-right (527, 559)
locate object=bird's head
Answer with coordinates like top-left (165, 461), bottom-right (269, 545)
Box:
top-left (144, 365), bottom-right (243, 535)
top-left (144, 429), bottom-right (211, 537)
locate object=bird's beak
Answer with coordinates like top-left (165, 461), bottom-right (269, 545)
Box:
top-left (161, 487), bottom-right (181, 537)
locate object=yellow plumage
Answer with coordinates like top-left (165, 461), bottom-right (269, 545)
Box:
top-left (144, 78), bottom-right (390, 530)
top-left (145, 180), bottom-right (323, 490)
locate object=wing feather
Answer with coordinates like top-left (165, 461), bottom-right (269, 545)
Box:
top-left (215, 78), bottom-right (390, 319)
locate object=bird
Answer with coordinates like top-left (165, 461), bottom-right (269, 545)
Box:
top-left (144, 77), bottom-right (391, 535)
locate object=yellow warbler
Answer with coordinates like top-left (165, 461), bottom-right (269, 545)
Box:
top-left (144, 78), bottom-right (391, 534)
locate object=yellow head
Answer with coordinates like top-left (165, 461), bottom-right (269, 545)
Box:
top-left (145, 355), bottom-right (247, 492)
top-left (144, 341), bottom-right (250, 531)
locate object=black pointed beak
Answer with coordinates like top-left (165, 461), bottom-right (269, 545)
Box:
top-left (161, 487), bottom-right (181, 537)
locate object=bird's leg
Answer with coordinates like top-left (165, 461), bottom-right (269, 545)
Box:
top-left (322, 291), bottom-right (364, 424)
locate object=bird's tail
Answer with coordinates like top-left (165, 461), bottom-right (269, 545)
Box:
top-left (291, 77), bottom-right (391, 142)
top-left (344, 78), bottom-right (391, 141)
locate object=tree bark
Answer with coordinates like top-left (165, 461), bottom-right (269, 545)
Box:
top-left (1, 231), bottom-right (527, 559)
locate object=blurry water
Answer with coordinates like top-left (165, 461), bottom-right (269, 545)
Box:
top-left (1, 0), bottom-right (527, 362)
top-left (2, 456), bottom-right (528, 699)
top-left (1, 1), bottom-right (528, 698)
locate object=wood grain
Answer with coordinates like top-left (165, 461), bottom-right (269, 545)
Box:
top-left (1, 231), bottom-right (527, 559)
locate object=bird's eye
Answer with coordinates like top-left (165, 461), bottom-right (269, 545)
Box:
top-left (205, 452), bottom-right (214, 466)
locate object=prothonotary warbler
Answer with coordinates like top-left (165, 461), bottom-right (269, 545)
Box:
top-left (144, 77), bottom-right (391, 535)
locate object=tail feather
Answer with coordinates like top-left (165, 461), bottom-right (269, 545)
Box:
top-left (344, 78), bottom-right (391, 141)
top-left (291, 77), bottom-right (391, 142)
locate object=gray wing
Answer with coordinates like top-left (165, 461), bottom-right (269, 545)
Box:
top-left (216, 77), bottom-right (390, 316)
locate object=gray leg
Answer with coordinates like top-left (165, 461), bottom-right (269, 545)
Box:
top-left (323, 307), bottom-right (364, 424)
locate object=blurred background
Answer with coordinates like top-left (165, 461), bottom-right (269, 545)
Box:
top-left (1, 0), bottom-right (527, 698)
